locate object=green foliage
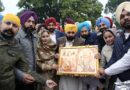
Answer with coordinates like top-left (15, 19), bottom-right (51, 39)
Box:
top-left (17, 0), bottom-right (103, 25)
top-left (0, 0), bottom-right (4, 12)
top-left (104, 0), bottom-right (130, 28)
top-left (104, 0), bottom-right (129, 14)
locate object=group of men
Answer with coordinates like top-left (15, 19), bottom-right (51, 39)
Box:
top-left (0, 11), bottom-right (57, 90)
top-left (1, 1), bottom-right (130, 90)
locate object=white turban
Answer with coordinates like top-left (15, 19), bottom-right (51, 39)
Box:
top-left (116, 1), bottom-right (130, 24)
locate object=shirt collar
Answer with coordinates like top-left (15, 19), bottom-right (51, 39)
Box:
top-left (19, 27), bottom-right (37, 38)
top-left (0, 34), bottom-right (16, 46)
top-left (124, 32), bottom-right (130, 39)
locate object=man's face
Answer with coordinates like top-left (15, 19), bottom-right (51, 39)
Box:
top-left (0, 21), bottom-right (19, 38)
top-left (47, 22), bottom-right (55, 33)
top-left (24, 16), bottom-right (36, 31)
top-left (120, 9), bottom-right (130, 29)
top-left (80, 27), bottom-right (89, 39)
top-left (99, 22), bottom-right (107, 32)
top-left (66, 30), bottom-right (76, 41)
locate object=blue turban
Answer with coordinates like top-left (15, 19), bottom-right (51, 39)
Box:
top-left (96, 17), bottom-right (110, 28)
top-left (0, 14), bottom-right (3, 22)
top-left (78, 21), bottom-right (91, 33)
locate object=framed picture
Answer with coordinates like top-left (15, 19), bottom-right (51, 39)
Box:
top-left (57, 45), bottom-right (99, 76)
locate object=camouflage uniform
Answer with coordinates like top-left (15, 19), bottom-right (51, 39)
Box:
top-left (0, 35), bottom-right (45, 90)
top-left (0, 34), bottom-right (30, 90)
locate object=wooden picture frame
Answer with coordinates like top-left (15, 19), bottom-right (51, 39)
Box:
top-left (57, 45), bottom-right (99, 76)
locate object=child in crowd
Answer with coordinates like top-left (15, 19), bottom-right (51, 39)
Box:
top-left (100, 29), bottom-right (116, 90)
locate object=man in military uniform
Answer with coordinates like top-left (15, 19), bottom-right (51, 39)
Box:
top-left (0, 13), bottom-right (57, 90)
top-left (0, 13), bottom-right (35, 90)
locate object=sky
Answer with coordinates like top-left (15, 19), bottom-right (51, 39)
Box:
top-left (0, 0), bottom-right (111, 17)
top-left (1, 0), bottom-right (20, 15)
top-left (98, 0), bottom-right (112, 17)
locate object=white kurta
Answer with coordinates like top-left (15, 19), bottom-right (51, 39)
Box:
top-left (59, 76), bottom-right (83, 90)
top-left (59, 41), bottom-right (83, 90)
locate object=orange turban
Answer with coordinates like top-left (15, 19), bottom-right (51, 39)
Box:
top-left (2, 13), bottom-right (21, 27)
top-left (64, 24), bottom-right (77, 33)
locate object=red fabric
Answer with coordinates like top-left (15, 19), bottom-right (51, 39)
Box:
top-left (104, 16), bottom-right (113, 28)
top-left (55, 22), bottom-right (64, 32)
top-left (45, 17), bottom-right (56, 27)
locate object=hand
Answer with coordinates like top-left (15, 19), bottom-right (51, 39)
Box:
top-left (94, 53), bottom-right (101, 59)
top-left (23, 73), bottom-right (35, 84)
top-left (95, 71), bottom-right (102, 78)
top-left (99, 68), bottom-right (105, 75)
top-left (59, 44), bottom-right (64, 47)
top-left (52, 64), bottom-right (58, 70)
top-left (95, 68), bottom-right (105, 78)
top-left (46, 80), bottom-right (57, 88)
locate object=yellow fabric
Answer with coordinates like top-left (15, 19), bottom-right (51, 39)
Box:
top-left (116, 1), bottom-right (130, 24)
top-left (2, 13), bottom-right (21, 27)
top-left (64, 24), bottom-right (77, 33)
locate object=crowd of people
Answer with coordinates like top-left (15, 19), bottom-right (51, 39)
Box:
top-left (1, 1), bottom-right (130, 90)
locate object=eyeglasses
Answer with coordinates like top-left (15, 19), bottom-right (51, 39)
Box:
top-left (5, 21), bottom-right (18, 28)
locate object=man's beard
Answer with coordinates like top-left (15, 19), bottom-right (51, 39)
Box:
top-left (81, 34), bottom-right (89, 39)
top-left (66, 36), bottom-right (75, 41)
top-left (24, 26), bottom-right (35, 34)
top-left (100, 28), bottom-right (107, 33)
top-left (123, 20), bottom-right (130, 29)
top-left (48, 28), bottom-right (55, 33)
top-left (1, 29), bottom-right (15, 39)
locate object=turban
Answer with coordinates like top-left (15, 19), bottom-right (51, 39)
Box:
top-left (64, 24), bottom-right (77, 33)
top-left (104, 16), bottom-right (113, 28)
top-left (78, 21), bottom-right (91, 33)
top-left (20, 10), bottom-right (38, 26)
top-left (115, 1), bottom-right (130, 24)
top-left (45, 17), bottom-right (56, 27)
top-left (86, 20), bottom-right (92, 27)
top-left (65, 17), bottom-right (75, 24)
top-left (2, 13), bottom-right (21, 27)
top-left (0, 14), bottom-right (3, 22)
top-left (96, 17), bottom-right (110, 28)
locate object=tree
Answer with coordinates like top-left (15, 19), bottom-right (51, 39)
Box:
top-left (0, 0), bottom-right (4, 12)
top-left (104, 0), bottom-right (129, 28)
top-left (17, 0), bottom-right (103, 25)
top-left (104, 0), bottom-right (129, 14)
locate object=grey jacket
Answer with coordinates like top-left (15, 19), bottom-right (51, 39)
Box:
top-left (15, 28), bottom-right (38, 70)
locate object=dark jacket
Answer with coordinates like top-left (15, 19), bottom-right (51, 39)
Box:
top-left (0, 35), bottom-right (29, 90)
top-left (57, 36), bottom-right (85, 47)
top-left (55, 30), bottom-right (65, 42)
top-left (83, 32), bottom-right (98, 45)
top-left (106, 32), bottom-right (130, 81)
top-left (97, 32), bottom-right (106, 53)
